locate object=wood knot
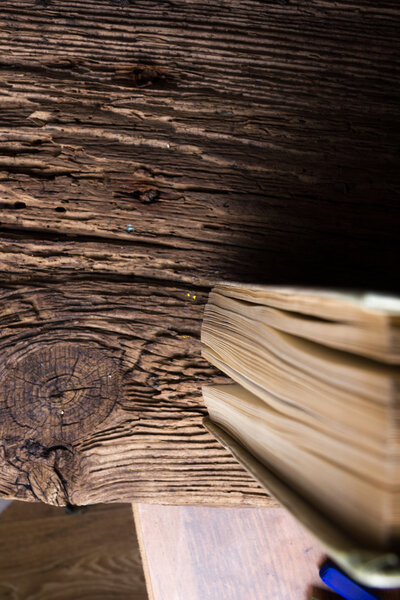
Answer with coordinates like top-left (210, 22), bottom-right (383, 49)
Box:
top-left (0, 342), bottom-right (120, 445)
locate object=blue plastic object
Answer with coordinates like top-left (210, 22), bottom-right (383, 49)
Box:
top-left (319, 561), bottom-right (380, 600)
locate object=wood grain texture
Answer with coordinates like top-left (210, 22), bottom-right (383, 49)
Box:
top-left (133, 504), bottom-right (329, 600)
top-left (134, 504), bottom-right (400, 599)
top-left (0, 501), bottom-right (148, 600)
top-left (0, 0), bottom-right (399, 290)
top-left (0, 0), bottom-right (398, 507)
top-left (0, 281), bottom-right (269, 507)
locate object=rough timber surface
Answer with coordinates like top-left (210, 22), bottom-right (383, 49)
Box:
top-left (0, 281), bottom-right (269, 506)
top-left (0, 0), bottom-right (398, 507)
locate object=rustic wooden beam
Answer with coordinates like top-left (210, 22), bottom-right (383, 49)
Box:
top-left (0, 281), bottom-right (270, 506)
top-left (0, 0), bottom-right (398, 507)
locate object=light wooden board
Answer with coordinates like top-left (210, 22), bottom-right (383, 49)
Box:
top-left (133, 504), bottom-right (331, 600)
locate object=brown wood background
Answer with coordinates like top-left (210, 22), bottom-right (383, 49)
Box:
top-left (0, 0), bottom-right (398, 507)
top-left (0, 500), bottom-right (148, 600)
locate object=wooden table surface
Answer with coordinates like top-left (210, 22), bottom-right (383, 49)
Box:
top-left (134, 504), bottom-right (400, 600)
top-left (134, 504), bottom-right (330, 600)
top-left (0, 500), bottom-right (148, 600)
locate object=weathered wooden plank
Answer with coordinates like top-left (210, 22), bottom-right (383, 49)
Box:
top-left (0, 0), bottom-right (398, 507)
top-left (0, 281), bottom-right (269, 506)
top-left (0, 0), bottom-right (399, 289)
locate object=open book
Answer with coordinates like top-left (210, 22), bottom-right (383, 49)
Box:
top-left (201, 284), bottom-right (400, 585)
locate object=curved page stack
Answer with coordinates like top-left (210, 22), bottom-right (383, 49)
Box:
top-left (201, 284), bottom-right (400, 550)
